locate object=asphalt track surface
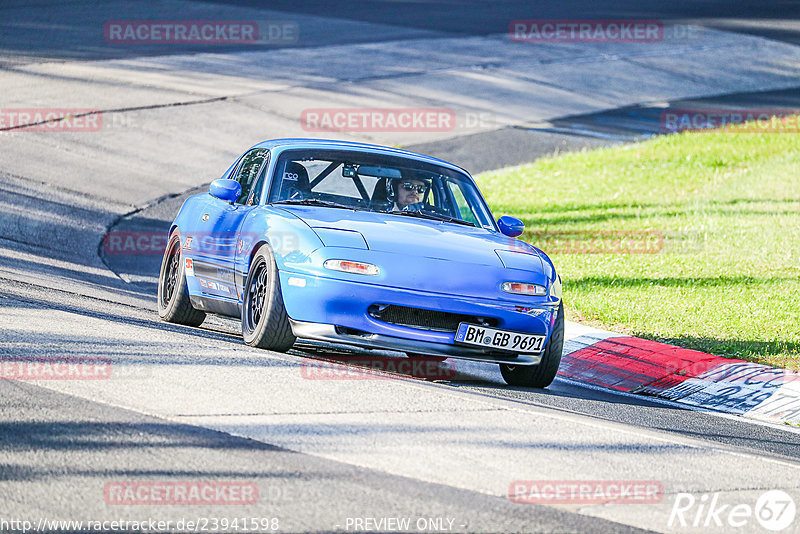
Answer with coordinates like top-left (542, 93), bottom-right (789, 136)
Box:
top-left (2, 2), bottom-right (800, 533)
top-left (204, 0), bottom-right (800, 45)
top-left (4, 0), bottom-right (800, 61)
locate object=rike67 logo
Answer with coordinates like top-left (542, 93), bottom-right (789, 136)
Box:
top-left (669, 490), bottom-right (796, 531)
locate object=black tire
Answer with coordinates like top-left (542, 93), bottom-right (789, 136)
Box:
top-left (499, 301), bottom-right (564, 388)
top-left (241, 245), bottom-right (296, 351)
top-left (157, 230), bottom-right (206, 327)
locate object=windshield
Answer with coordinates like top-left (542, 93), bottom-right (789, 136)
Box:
top-left (267, 148), bottom-right (497, 230)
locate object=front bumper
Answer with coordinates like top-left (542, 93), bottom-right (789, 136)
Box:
top-left (281, 271), bottom-right (559, 366)
top-left (289, 320), bottom-right (544, 365)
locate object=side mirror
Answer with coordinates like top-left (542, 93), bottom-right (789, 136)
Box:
top-left (209, 179), bottom-right (241, 203)
top-left (498, 215), bottom-right (524, 238)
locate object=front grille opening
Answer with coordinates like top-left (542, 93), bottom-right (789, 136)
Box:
top-left (368, 304), bottom-right (498, 333)
top-left (335, 326), bottom-right (371, 337)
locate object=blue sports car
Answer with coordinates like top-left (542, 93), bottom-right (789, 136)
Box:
top-left (158, 139), bottom-right (564, 387)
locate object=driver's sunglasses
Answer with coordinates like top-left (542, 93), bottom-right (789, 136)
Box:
top-left (400, 182), bottom-right (428, 194)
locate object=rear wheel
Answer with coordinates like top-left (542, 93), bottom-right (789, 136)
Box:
top-left (241, 245), bottom-right (296, 351)
top-left (499, 302), bottom-right (564, 388)
top-left (157, 230), bottom-right (206, 326)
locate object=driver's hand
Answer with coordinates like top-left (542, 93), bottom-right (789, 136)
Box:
top-left (402, 202), bottom-right (425, 212)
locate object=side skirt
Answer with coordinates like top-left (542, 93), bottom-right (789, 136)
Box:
top-left (189, 295), bottom-right (241, 318)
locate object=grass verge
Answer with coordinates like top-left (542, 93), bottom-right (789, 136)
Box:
top-left (478, 126), bottom-right (800, 369)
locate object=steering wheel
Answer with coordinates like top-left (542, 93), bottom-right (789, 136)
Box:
top-left (286, 187), bottom-right (309, 200)
top-left (404, 202), bottom-right (449, 215)
top-left (370, 199), bottom-right (394, 211)
top-left (402, 202), bottom-right (426, 212)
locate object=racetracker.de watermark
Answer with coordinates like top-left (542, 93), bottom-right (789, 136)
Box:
top-left (0, 357), bottom-right (111, 380)
top-left (104, 231), bottom-right (170, 256)
top-left (0, 109), bottom-right (103, 132)
top-left (1, 517), bottom-right (280, 533)
top-left (104, 20), bottom-right (298, 45)
top-left (301, 108), bottom-right (457, 132)
top-left (525, 230), bottom-right (664, 254)
top-left (340, 517), bottom-right (462, 532)
top-left (509, 480), bottom-right (664, 504)
top-left (661, 109), bottom-right (800, 133)
top-left (510, 20), bottom-right (664, 42)
top-left (102, 231), bottom-right (300, 256)
top-left (300, 357), bottom-right (457, 381)
top-left (104, 481), bottom-right (259, 505)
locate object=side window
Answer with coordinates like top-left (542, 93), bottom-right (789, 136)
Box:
top-left (233, 149), bottom-right (269, 205)
top-left (245, 153), bottom-right (270, 206)
top-left (447, 181), bottom-right (479, 224)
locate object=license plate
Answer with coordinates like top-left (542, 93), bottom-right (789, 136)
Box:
top-left (454, 323), bottom-right (545, 353)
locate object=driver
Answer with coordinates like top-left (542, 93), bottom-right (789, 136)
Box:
top-left (392, 176), bottom-right (430, 211)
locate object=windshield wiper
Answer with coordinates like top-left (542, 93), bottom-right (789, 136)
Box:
top-left (272, 198), bottom-right (350, 209)
top-left (392, 209), bottom-right (477, 227)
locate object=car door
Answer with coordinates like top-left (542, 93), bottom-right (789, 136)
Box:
top-left (192, 148), bottom-right (269, 302)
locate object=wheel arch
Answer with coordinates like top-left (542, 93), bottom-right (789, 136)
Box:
top-left (248, 239), bottom-right (273, 271)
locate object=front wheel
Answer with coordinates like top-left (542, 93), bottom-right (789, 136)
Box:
top-left (241, 245), bottom-right (296, 352)
top-left (157, 230), bottom-right (206, 326)
top-left (499, 301), bottom-right (564, 388)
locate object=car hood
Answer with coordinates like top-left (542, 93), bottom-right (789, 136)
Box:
top-left (277, 205), bottom-right (543, 269)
